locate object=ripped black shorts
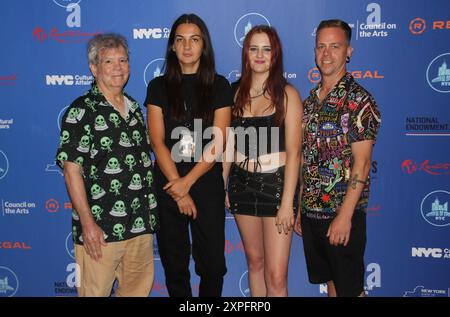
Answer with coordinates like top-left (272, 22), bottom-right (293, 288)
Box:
top-left (227, 163), bottom-right (299, 217)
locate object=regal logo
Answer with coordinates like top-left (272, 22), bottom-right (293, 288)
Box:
top-left (307, 68), bottom-right (383, 83)
top-left (351, 70), bottom-right (384, 79)
top-left (410, 17), bottom-right (450, 35)
top-left (409, 18), bottom-right (426, 35)
top-left (46, 198), bottom-right (60, 213)
top-left (0, 242), bottom-right (31, 250)
top-left (432, 20), bottom-right (450, 30)
top-left (308, 68), bottom-right (321, 83)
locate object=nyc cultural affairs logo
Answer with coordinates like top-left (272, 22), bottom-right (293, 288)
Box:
top-left (0, 266), bottom-right (19, 297)
top-left (420, 190), bottom-right (450, 227)
top-left (234, 13), bottom-right (270, 48)
top-left (0, 150), bottom-right (9, 180)
top-left (52, 0), bottom-right (82, 8)
top-left (426, 53), bottom-right (450, 93)
top-left (143, 58), bottom-right (165, 86)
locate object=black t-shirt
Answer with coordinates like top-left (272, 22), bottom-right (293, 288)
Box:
top-left (145, 73), bottom-right (232, 191)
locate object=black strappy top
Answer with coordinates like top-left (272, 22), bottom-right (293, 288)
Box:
top-left (231, 114), bottom-right (286, 171)
top-left (230, 81), bottom-right (286, 171)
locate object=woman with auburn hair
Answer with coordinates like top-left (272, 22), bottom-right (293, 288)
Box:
top-left (223, 25), bottom-right (303, 296)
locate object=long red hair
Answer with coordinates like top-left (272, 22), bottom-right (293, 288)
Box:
top-left (233, 25), bottom-right (287, 126)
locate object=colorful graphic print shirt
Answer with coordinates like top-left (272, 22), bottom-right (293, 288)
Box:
top-left (302, 73), bottom-right (381, 220)
top-left (56, 83), bottom-right (159, 244)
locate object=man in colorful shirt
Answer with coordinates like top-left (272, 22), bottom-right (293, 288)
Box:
top-left (56, 33), bottom-right (158, 297)
top-left (294, 20), bottom-right (381, 297)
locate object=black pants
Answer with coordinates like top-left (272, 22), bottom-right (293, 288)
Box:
top-left (156, 184), bottom-right (227, 297)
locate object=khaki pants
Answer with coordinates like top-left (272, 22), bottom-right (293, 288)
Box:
top-left (75, 234), bottom-right (154, 297)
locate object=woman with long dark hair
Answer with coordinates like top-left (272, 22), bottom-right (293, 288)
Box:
top-left (223, 25), bottom-right (303, 296)
top-left (145, 14), bottom-right (232, 297)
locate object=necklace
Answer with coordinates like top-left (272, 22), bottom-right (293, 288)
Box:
top-left (250, 87), bottom-right (265, 99)
top-left (250, 92), bottom-right (264, 99)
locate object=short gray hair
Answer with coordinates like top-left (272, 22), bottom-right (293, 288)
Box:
top-left (87, 33), bottom-right (129, 65)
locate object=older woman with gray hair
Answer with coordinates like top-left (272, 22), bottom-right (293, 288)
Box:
top-left (56, 33), bottom-right (159, 297)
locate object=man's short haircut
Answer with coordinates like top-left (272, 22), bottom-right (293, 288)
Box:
top-left (316, 19), bottom-right (352, 44)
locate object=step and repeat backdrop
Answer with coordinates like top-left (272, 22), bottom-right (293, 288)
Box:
top-left (0, 0), bottom-right (449, 297)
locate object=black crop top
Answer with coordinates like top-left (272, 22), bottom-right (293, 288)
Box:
top-left (230, 81), bottom-right (286, 171)
top-left (232, 113), bottom-right (286, 159)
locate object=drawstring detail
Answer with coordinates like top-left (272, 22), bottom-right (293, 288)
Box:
top-left (238, 155), bottom-right (262, 175)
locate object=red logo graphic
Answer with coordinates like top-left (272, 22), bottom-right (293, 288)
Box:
top-left (409, 18), bottom-right (426, 35)
top-left (432, 20), bottom-right (450, 30)
top-left (64, 202), bottom-right (73, 209)
top-left (410, 18), bottom-right (450, 35)
top-left (151, 280), bottom-right (169, 296)
top-left (367, 205), bottom-right (382, 216)
top-left (0, 242), bottom-right (32, 250)
top-left (351, 70), bottom-right (384, 79)
top-left (401, 159), bottom-right (450, 175)
top-left (46, 199), bottom-right (60, 213)
top-left (224, 240), bottom-right (244, 255)
top-left (308, 68), bottom-right (383, 83)
top-left (0, 74), bottom-right (16, 86)
top-left (308, 68), bottom-right (321, 83)
top-left (33, 27), bottom-right (101, 43)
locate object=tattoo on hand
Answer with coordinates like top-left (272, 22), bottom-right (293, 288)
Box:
top-left (350, 173), bottom-right (366, 189)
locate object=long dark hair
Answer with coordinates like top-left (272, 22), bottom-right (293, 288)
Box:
top-left (164, 13), bottom-right (216, 122)
top-left (233, 25), bottom-right (287, 126)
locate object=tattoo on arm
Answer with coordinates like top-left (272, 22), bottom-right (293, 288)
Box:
top-left (350, 173), bottom-right (367, 189)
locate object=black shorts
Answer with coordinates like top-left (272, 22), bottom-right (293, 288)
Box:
top-left (227, 164), bottom-right (299, 217)
top-left (301, 210), bottom-right (366, 297)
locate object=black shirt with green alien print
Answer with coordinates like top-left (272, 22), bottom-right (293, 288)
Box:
top-left (56, 82), bottom-right (159, 244)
